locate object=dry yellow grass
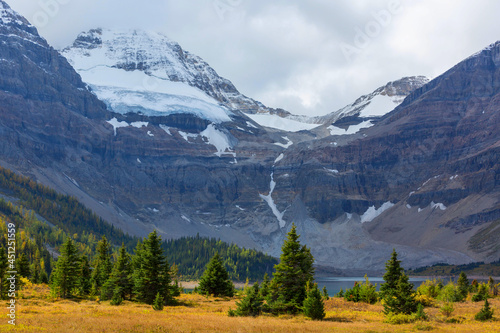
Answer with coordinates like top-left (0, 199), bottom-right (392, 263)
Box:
top-left (0, 284), bottom-right (499, 332)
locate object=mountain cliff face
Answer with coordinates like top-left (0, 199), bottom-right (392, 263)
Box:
top-left (0, 1), bottom-right (498, 272)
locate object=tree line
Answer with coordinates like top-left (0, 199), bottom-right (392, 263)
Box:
top-left (49, 232), bottom-right (181, 306)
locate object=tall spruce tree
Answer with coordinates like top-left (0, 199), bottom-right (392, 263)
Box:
top-left (90, 236), bottom-right (112, 296)
top-left (383, 273), bottom-right (417, 314)
top-left (380, 249), bottom-right (417, 315)
top-left (267, 224), bottom-right (314, 314)
top-left (259, 273), bottom-right (270, 299)
top-left (133, 231), bottom-right (173, 304)
top-left (51, 238), bottom-right (80, 298)
top-left (79, 255), bottom-right (92, 296)
top-left (379, 249), bottom-right (403, 300)
top-left (17, 253), bottom-right (30, 279)
top-left (102, 243), bottom-right (133, 301)
top-left (199, 252), bottom-right (234, 297)
top-left (457, 271), bottom-right (469, 301)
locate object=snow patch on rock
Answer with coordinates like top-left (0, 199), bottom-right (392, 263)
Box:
top-left (431, 202), bottom-right (447, 211)
top-left (200, 124), bottom-right (235, 157)
top-left (107, 117), bottom-right (129, 136)
top-left (328, 120), bottom-right (374, 136)
top-left (259, 172), bottom-right (286, 228)
top-left (360, 202), bottom-right (395, 223)
top-left (274, 136), bottom-right (293, 149)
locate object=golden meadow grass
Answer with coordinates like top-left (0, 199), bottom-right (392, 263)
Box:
top-left (1, 283), bottom-right (499, 332)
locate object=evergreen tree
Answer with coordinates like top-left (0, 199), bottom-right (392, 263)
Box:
top-left (79, 255), bottom-right (92, 296)
top-left (199, 252), bottom-right (234, 297)
top-left (457, 271), bottom-right (469, 301)
top-left (90, 236), bottom-right (112, 295)
top-left (51, 238), bottom-right (80, 298)
top-left (152, 292), bottom-right (164, 311)
top-left (110, 287), bottom-right (123, 306)
top-left (170, 263), bottom-right (182, 297)
top-left (379, 249), bottom-right (403, 300)
top-left (267, 224), bottom-right (314, 314)
top-left (472, 283), bottom-right (489, 302)
top-left (322, 286), bottom-right (329, 300)
top-left (0, 247), bottom-right (8, 299)
top-left (31, 250), bottom-right (43, 284)
top-left (17, 253), bottom-right (30, 279)
top-left (303, 283), bottom-right (325, 320)
top-left (133, 231), bottom-right (173, 304)
top-left (102, 243), bottom-right (133, 301)
top-left (383, 274), bottom-right (418, 315)
top-left (414, 303), bottom-right (428, 321)
top-left (234, 282), bottom-right (263, 316)
top-left (475, 299), bottom-right (494, 321)
top-left (259, 273), bottom-right (270, 299)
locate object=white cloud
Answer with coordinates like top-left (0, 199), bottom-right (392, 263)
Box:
top-left (9, 0), bottom-right (500, 116)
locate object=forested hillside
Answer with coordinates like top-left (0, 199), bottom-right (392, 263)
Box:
top-left (0, 166), bottom-right (276, 281)
top-left (164, 236), bottom-right (276, 280)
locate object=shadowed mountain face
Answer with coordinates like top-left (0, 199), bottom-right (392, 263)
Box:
top-left (0, 1), bottom-right (498, 272)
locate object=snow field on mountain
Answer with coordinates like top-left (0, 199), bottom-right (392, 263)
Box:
top-left (62, 29), bottom-right (233, 123)
top-left (360, 202), bottom-right (395, 223)
top-left (74, 66), bottom-right (232, 123)
top-left (358, 94), bottom-right (400, 117)
top-left (328, 120), bottom-right (374, 136)
top-left (247, 113), bottom-right (319, 132)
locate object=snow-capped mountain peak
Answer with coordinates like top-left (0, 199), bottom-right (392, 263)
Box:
top-left (0, 0), bottom-right (43, 45)
top-left (62, 28), bottom-right (237, 123)
top-left (321, 76), bottom-right (430, 125)
top-left (62, 28), bottom-right (285, 123)
top-left (1, 1), bottom-right (29, 26)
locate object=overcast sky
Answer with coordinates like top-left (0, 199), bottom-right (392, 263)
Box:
top-left (9, 0), bottom-right (500, 116)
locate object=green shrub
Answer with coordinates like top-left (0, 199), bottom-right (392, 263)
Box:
top-left (344, 283), bottom-right (361, 302)
top-left (437, 282), bottom-right (462, 302)
top-left (440, 302), bottom-right (454, 318)
top-left (384, 312), bottom-right (416, 325)
top-left (344, 276), bottom-right (378, 304)
top-left (415, 294), bottom-right (437, 308)
top-left (445, 317), bottom-right (463, 324)
top-left (414, 322), bottom-right (434, 331)
top-left (417, 279), bottom-right (441, 299)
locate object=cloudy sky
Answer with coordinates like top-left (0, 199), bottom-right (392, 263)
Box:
top-left (9, 0), bottom-right (500, 116)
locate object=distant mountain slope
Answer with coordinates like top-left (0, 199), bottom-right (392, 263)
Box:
top-left (277, 41), bottom-right (500, 267)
